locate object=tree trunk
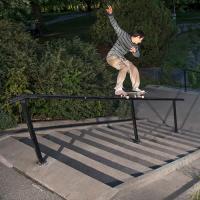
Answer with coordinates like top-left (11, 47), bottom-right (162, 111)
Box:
top-left (84, 0), bottom-right (92, 11)
top-left (30, 1), bottom-right (44, 35)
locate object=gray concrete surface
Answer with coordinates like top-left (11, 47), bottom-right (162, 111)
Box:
top-left (1, 118), bottom-right (200, 200)
top-left (0, 162), bottom-right (64, 200)
top-left (1, 86), bottom-right (200, 200)
top-left (135, 85), bottom-right (200, 132)
top-left (112, 158), bottom-right (200, 200)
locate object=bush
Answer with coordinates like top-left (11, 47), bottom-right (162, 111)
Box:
top-left (91, 0), bottom-right (175, 68)
top-left (0, 19), bottom-right (115, 121)
top-left (28, 37), bottom-right (115, 120)
top-left (0, 108), bottom-right (17, 130)
top-left (161, 30), bottom-right (200, 89)
top-left (0, 20), bottom-right (36, 108)
top-left (0, 0), bottom-right (31, 22)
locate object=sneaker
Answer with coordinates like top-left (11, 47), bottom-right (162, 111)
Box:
top-left (115, 89), bottom-right (127, 96)
top-left (132, 87), bottom-right (145, 93)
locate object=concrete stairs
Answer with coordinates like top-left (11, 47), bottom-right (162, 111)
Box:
top-left (0, 85), bottom-right (200, 200)
top-left (112, 158), bottom-right (200, 200)
top-left (1, 118), bottom-right (200, 200)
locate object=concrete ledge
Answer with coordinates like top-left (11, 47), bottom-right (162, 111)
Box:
top-left (175, 180), bottom-right (200, 200)
top-left (115, 149), bottom-right (200, 192)
top-left (0, 154), bottom-right (13, 168)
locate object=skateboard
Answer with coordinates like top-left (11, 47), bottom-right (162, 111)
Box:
top-left (125, 91), bottom-right (146, 99)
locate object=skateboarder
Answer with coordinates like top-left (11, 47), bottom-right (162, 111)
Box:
top-left (106, 5), bottom-right (145, 96)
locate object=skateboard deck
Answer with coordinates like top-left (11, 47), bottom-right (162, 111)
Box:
top-left (115, 91), bottom-right (146, 99)
top-left (126, 91), bottom-right (146, 98)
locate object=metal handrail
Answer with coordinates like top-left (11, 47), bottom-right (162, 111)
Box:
top-left (10, 94), bottom-right (184, 103)
top-left (183, 69), bottom-right (200, 92)
top-left (10, 94), bottom-right (184, 164)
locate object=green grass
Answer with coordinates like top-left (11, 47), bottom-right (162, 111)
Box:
top-left (42, 12), bottom-right (96, 42)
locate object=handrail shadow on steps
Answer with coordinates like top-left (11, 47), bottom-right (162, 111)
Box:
top-left (10, 94), bottom-right (184, 164)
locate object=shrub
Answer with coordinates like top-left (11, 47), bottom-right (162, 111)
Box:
top-left (0, 19), bottom-right (36, 108)
top-left (28, 37), bottom-right (115, 120)
top-left (0, 0), bottom-right (31, 22)
top-left (91, 0), bottom-right (175, 68)
top-left (0, 18), bottom-right (115, 122)
top-left (0, 108), bottom-right (17, 130)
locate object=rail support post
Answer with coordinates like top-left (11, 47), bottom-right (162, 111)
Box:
top-left (21, 99), bottom-right (44, 164)
top-left (173, 100), bottom-right (178, 133)
top-left (130, 99), bottom-right (140, 143)
top-left (184, 70), bottom-right (187, 92)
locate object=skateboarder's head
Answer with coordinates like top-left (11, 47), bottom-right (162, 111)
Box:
top-left (131, 30), bottom-right (144, 44)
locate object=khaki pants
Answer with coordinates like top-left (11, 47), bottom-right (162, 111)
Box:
top-left (106, 55), bottom-right (140, 91)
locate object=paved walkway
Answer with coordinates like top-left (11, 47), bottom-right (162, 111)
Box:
top-left (0, 162), bottom-right (63, 200)
top-left (45, 12), bottom-right (90, 25)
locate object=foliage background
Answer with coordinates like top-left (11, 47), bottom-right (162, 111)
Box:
top-left (91, 0), bottom-right (176, 68)
top-left (0, 19), bottom-right (115, 128)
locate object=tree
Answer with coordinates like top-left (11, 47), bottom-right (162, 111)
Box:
top-left (81, 0), bottom-right (94, 11)
top-left (162, 0), bottom-right (200, 11)
top-left (0, 18), bottom-right (114, 120)
top-left (30, 0), bottom-right (44, 34)
top-left (0, 0), bottom-right (31, 22)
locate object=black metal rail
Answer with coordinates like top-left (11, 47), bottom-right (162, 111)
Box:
top-left (183, 69), bottom-right (200, 92)
top-left (10, 94), bottom-right (184, 164)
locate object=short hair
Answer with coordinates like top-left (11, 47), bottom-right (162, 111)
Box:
top-left (131, 30), bottom-right (145, 38)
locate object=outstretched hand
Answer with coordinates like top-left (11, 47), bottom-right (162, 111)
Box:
top-left (106, 5), bottom-right (112, 15)
top-left (130, 47), bottom-right (137, 53)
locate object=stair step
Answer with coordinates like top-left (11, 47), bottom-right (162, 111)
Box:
top-left (133, 122), bottom-right (200, 146)
top-left (0, 136), bottom-right (117, 200)
top-left (36, 135), bottom-right (132, 181)
top-left (80, 129), bottom-right (165, 166)
top-left (97, 126), bottom-right (186, 155)
top-left (95, 126), bottom-right (177, 160)
top-left (112, 156), bottom-right (200, 200)
top-left (115, 124), bottom-right (196, 151)
top-left (46, 131), bottom-right (150, 174)
top-left (92, 129), bottom-right (176, 161)
top-left (112, 171), bottom-right (196, 200)
top-left (142, 121), bottom-right (200, 141)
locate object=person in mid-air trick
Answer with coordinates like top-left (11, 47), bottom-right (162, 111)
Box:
top-left (106, 5), bottom-right (145, 96)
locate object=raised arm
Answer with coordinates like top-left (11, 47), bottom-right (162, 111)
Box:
top-left (106, 5), bottom-right (123, 36)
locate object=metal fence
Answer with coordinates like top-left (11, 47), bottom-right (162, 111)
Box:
top-left (10, 94), bottom-right (184, 164)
